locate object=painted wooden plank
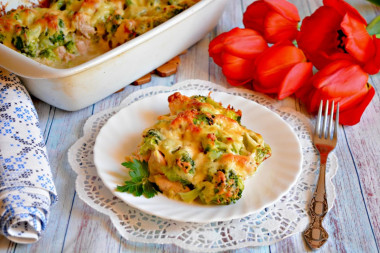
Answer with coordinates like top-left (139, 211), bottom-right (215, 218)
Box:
top-left (209, 0), bottom-right (245, 88)
top-left (342, 73), bottom-right (380, 246)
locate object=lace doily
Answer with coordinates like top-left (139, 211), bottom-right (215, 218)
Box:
top-left (68, 79), bottom-right (338, 252)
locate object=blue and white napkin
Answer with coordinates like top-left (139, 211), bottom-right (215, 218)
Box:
top-left (0, 68), bottom-right (57, 244)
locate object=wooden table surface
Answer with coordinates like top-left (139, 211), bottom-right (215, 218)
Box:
top-left (1, 0), bottom-right (379, 252)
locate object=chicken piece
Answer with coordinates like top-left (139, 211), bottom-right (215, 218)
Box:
top-left (153, 174), bottom-right (190, 198)
top-left (55, 46), bottom-right (75, 62)
top-left (148, 150), bottom-right (166, 177)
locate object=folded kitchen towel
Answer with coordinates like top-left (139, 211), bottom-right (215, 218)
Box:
top-left (0, 68), bottom-right (57, 244)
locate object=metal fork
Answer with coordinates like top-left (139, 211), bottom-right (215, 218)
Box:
top-left (303, 100), bottom-right (340, 250)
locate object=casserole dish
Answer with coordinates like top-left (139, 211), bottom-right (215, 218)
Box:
top-left (0, 0), bottom-right (228, 111)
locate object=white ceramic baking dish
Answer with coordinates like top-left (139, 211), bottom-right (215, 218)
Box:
top-left (0, 0), bottom-right (228, 111)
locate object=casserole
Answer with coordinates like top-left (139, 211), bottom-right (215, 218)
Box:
top-left (0, 0), bottom-right (228, 111)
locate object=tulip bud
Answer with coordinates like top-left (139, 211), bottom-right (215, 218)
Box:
top-left (295, 60), bottom-right (374, 125)
top-left (243, 0), bottom-right (300, 44)
top-left (209, 28), bottom-right (268, 86)
top-left (252, 42), bottom-right (312, 99)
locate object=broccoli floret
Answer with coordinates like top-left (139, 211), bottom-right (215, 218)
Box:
top-left (192, 95), bottom-right (242, 123)
top-left (201, 133), bottom-right (228, 161)
top-left (11, 26), bottom-right (39, 57)
top-left (207, 150), bottom-right (224, 161)
top-left (139, 129), bottom-right (162, 155)
top-left (125, 0), bottom-right (133, 7)
top-left (174, 149), bottom-right (195, 174)
top-left (39, 48), bottom-right (56, 59)
top-left (51, 0), bottom-right (67, 11)
top-left (179, 188), bottom-right (200, 203)
top-left (49, 31), bottom-right (65, 46)
top-left (162, 166), bottom-right (193, 190)
top-left (0, 33), bottom-right (5, 43)
top-left (255, 144), bottom-right (271, 164)
top-left (64, 40), bottom-right (76, 54)
top-left (193, 113), bottom-right (214, 126)
top-left (12, 36), bottom-right (24, 51)
top-left (198, 169), bottom-right (244, 205)
top-left (12, 32), bottom-right (37, 57)
top-left (226, 111), bottom-right (241, 124)
top-left (192, 95), bottom-right (220, 108)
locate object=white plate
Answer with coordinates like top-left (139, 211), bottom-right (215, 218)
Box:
top-left (93, 90), bottom-right (302, 223)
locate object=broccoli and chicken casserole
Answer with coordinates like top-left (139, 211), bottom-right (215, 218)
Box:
top-left (122, 92), bottom-right (271, 205)
top-left (0, 0), bottom-right (200, 68)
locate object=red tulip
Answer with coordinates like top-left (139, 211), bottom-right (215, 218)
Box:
top-left (295, 60), bottom-right (374, 125)
top-left (297, 0), bottom-right (380, 75)
top-left (252, 42), bottom-right (313, 99)
top-left (208, 28), bottom-right (268, 86)
top-left (243, 0), bottom-right (300, 44)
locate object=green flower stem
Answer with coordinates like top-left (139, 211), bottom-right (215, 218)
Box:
top-left (367, 15), bottom-right (380, 35)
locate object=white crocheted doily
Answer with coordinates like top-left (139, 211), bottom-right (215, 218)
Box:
top-left (68, 79), bottom-right (338, 252)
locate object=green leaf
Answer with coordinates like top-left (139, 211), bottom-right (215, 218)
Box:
top-left (121, 159), bottom-right (149, 181)
top-left (367, 15), bottom-right (380, 35)
top-left (366, 0), bottom-right (380, 6)
top-left (142, 182), bottom-right (158, 198)
top-left (117, 159), bottom-right (157, 198)
top-left (116, 181), bottom-right (143, 196)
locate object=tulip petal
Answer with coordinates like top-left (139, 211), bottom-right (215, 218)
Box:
top-left (244, 0), bottom-right (299, 44)
top-left (311, 60), bottom-right (369, 97)
top-left (243, 1), bottom-right (269, 35)
top-left (362, 35), bottom-right (380, 75)
top-left (263, 0), bottom-right (300, 22)
top-left (255, 44), bottom-right (307, 89)
top-left (295, 79), bottom-right (313, 102)
top-left (341, 13), bottom-right (375, 63)
top-left (297, 6), bottom-right (344, 69)
top-left (264, 11), bottom-right (299, 43)
top-left (338, 84), bottom-right (375, 125)
top-left (221, 54), bottom-right (255, 82)
top-left (209, 32), bottom-right (229, 66)
top-left (323, 0), bottom-right (367, 25)
top-left (277, 62), bottom-right (313, 99)
top-left (223, 29), bottom-right (268, 59)
top-left (209, 28), bottom-right (268, 68)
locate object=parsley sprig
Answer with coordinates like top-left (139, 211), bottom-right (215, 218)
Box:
top-left (116, 159), bottom-right (158, 198)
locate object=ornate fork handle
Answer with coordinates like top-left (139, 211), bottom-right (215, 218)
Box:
top-left (303, 151), bottom-right (330, 249)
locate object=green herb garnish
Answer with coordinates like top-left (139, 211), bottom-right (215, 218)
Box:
top-left (116, 159), bottom-right (158, 198)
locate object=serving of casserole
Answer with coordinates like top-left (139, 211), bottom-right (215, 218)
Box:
top-left (0, 0), bottom-right (228, 110)
top-left (117, 92), bottom-right (272, 205)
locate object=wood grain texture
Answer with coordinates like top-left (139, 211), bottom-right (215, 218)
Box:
top-left (0, 0), bottom-right (379, 252)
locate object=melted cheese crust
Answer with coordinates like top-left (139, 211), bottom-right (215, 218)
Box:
top-left (0, 0), bottom-right (200, 68)
top-left (135, 92), bottom-right (272, 205)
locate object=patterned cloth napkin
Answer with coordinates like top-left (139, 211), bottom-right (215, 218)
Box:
top-left (0, 68), bottom-right (57, 244)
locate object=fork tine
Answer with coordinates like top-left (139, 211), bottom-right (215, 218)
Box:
top-left (316, 100), bottom-right (323, 137)
top-left (323, 100), bottom-right (329, 139)
top-left (334, 102), bottom-right (340, 139)
top-left (328, 101), bottom-right (335, 140)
